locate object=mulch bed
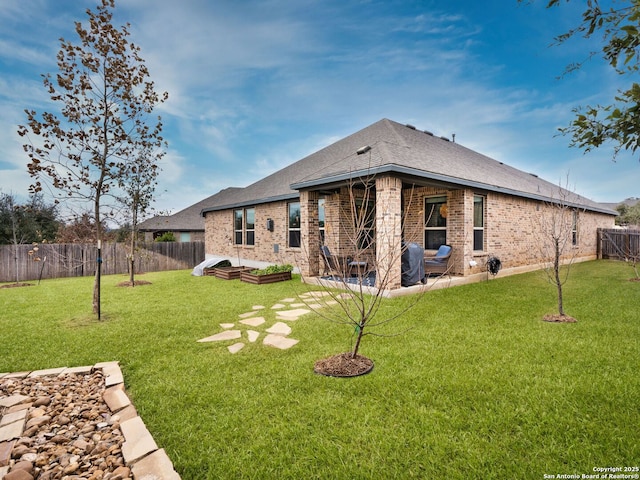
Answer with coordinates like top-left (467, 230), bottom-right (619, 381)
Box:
top-left (115, 280), bottom-right (152, 287)
top-left (543, 314), bottom-right (577, 323)
top-left (314, 352), bottom-right (374, 377)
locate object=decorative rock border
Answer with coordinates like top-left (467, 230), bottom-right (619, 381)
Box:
top-left (0, 361), bottom-right (180, 479)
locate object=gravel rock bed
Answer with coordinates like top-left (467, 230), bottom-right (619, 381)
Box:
top-left (1, 371), bottom-right (130, 480)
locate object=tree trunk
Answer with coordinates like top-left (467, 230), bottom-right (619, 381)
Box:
top-left (351, 321), bottom-right (366, 358)
top-left (554, 238), bottom-right (565, 316)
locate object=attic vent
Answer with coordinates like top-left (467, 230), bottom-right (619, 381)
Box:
top-left (529, 172), bottom-right (539, 178)
top-left (405, 124), bottom-right (416, 130)
top-left (356, 145), bottom-right (372, 155)
top-left (423, 130), bottom-right (434, 136)
top-left (440, 136), bottom-right (450, 142)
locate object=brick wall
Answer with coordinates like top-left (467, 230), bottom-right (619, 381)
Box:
top-left (203, 183), bottom-right (615, 279)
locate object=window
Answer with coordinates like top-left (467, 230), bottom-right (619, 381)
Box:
top-left (245, 208), bottom-right (255, 246)
top-left (318, 198), bottom-right (325, 245)
top-left (424, 196), bottom-right (447, 249)
top-left (473, 195), bottom-right (485, 251)
top-left (234, 208), bottom-right (255, 246)
top-left (234, 209), bottom-right (243, 245)
top-left (288, 202), bottom-right (301, 248)
top-left (180, 232), bottom-right (191, 242)
top-left (572, 210), bottom-right (579, 246)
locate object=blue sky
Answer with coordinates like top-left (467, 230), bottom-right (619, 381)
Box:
top-left (0, 0), bottom-right (638, 218)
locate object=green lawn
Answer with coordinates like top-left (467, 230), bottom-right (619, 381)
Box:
top-left (1, 261), bottom-right (638, 479)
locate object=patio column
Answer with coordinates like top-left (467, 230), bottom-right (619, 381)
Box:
top-left (375, 176), bottom-right (403, 290)
top-left (300, 190), bottom-right (320, 277)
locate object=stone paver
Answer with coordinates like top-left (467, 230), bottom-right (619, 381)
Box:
top-left (276, 308), bottom-right (311, 320)
top-left (196, 290), bottom-right (335, 354)
top-left (228, 343), bottom-right (245, 354)
top-left (0, 421), bottom-right (24, 443)
top-left (120, 416), bottom-right (158, 464)
top-left (0, 395), bottom-right (29, 409)
top-left (265, 322), bottom-right (292, 336)
top-left (239, 317), bottom-right (265, 327)
top-left (132, 448), bottom-right (181, 480)
top-left (246, 330), bottom-right (260, 342)
top-left (0, 410), bottom-right (27, 428)
top-left (263, 334), bottom-right (299, 350)
top-left (0, 363), bottom-right (181, 478)
top-left (28, 367), bottom-right (67, 378)
top-left (103, 384), bottom-right (131, 412)
top-left (197, 330), bottom-right (242, 342)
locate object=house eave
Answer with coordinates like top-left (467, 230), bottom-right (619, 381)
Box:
top-left (200, 193), bottom-right (300, 216)
top-left (290, 164), bottom-right (618, 216)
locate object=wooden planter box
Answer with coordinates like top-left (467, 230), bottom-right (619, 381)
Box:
top-left (240, 271), bottom-right (292, 285)
top-left (211, 266), bottom-right (252, 280)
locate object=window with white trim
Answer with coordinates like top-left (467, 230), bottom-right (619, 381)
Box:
top-left (572, 210), bottom-right (579, 246)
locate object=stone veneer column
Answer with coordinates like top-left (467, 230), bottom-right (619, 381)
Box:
top-left (300, 190), bottom-right (320, 277)
top-left (375, 176), bottom-right (403, 289)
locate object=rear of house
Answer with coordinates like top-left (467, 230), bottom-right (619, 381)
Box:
top-left (201, 119), bottom-right (616, 289)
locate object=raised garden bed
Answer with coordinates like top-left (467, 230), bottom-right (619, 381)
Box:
top-left (240, 265), bottom-right (293, 284)
top-left (210, 266), bottom-right (253, 280)
top-left (240, 271), bottom-right (292, 284)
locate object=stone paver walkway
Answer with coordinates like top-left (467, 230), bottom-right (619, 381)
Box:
top-left (0, 362), bottom-right (180, 480)
top-left (197, 291), bottom-right (336, 353)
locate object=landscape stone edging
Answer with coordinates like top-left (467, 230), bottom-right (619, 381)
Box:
top-left (0, 361), bottom-right (180, 480)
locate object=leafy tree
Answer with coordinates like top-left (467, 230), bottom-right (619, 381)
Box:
top-left (18, 0), bottom-right (167, 315)
top-left (536, 0), bottom-right (640, 158)
top-left (117, 147), bottom-right (160, 286)
top-left (616, 201), bottom-right (640, 226)
top-left (0, 193), bottom-right (60, 245)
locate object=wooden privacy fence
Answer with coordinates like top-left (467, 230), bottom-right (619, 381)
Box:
top-left (598, 228), bottom-right (640, 260)
top-left (0, 242), bottom-right (205, 283)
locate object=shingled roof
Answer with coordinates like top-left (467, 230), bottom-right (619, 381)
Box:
top-left (200, 118), bottom-right (616, 216)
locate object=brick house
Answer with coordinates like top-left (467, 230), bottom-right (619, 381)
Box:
top-left (201, 119), bottom-right (616, 289)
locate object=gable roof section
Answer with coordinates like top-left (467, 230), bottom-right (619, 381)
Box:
top-left (139, 188), bottom-right (241, 231)
top-left (201, 118), bottom-right (617, 216)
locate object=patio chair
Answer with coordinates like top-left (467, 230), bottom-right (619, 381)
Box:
top-left (424, 244), bottom-right (452, 276)
top-left (321, 246), bottom-right (369, 277)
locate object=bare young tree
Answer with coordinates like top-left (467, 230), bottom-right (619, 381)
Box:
top-left (301, 168), bottom-right (443, 376)
top-left (18, 0), bottom-right (167, 316)
top-left (117, 147), bottom-right (161, 286)
top-left (534, 178), bottom-right (583, 322)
